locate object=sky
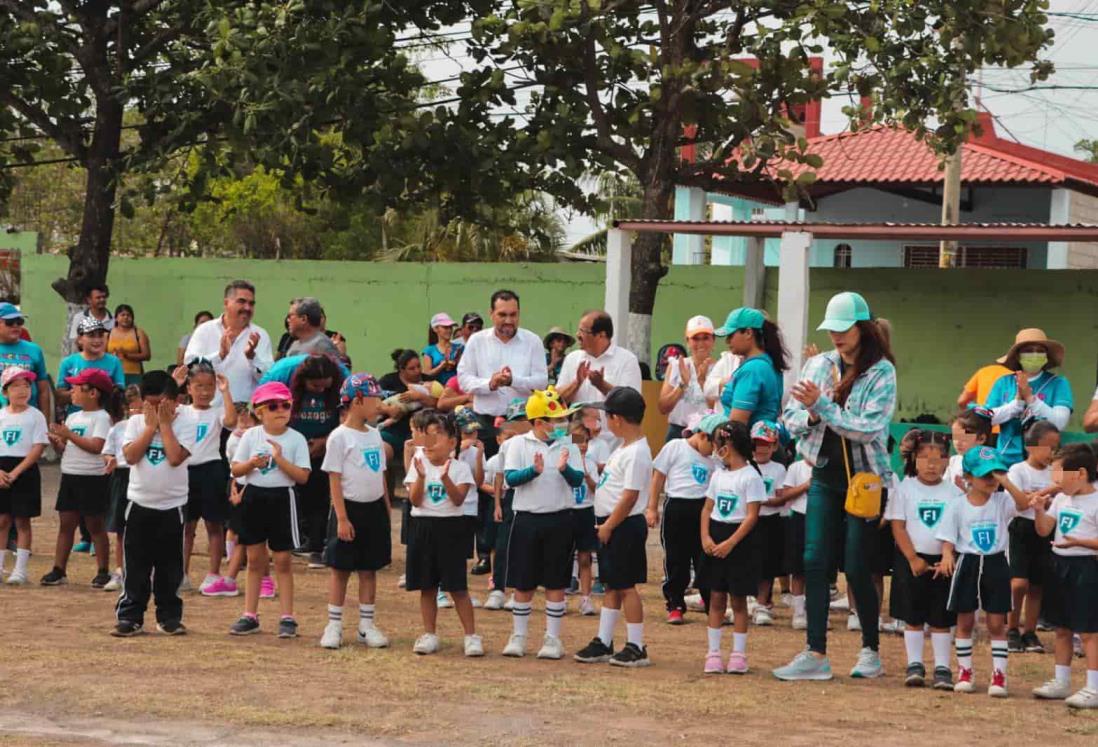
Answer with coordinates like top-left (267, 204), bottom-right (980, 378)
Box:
top-left (420, 1), bottom-right (1098, 245)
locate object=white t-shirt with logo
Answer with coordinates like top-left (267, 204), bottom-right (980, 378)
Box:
top-left (60, 409), bottom-right (112, 475)
top-left (102, 419), bottom-right (129, 469)
top-left (0, 406), bottom-right (48, 459)
top-left (653, 438), bottom-right (714, 499)
top-left (232, 425), bottom-right (311, 489)
top-left (458, 445), bottom-right (483, 517)
top-left (586, 438), bottom-right (611, 470)
top-left (225, 429), bottom-right (248, 486)
top-left (571, 453), bottom-right (599, 510)
top-left (123, 412), bottom-right (198, 509)
top-left (782, 460), bottom-right (812, 515)
top-left (179, 405), bottom-right (226, 466)
top-left (404, 457), bottom-right (475, 518)
top-left (936, 491), bottom-right (1020, 555)
top-left (885, 476), bottom-right (965, 555)
top-left (505, 431), bottom-right (585, 514)
top-left (1006, 460), bottom-right (1052, 521)
top-left (706, 464), bottom-right (765, 524)
top-left (594, 438), bottom-right (652, 518)
top-left (321, 424), bottom-right (386, 503)
top-left (757, 459), bottom-right (788, 518)
top-left (1048, 491), bottom-right (1098, 558)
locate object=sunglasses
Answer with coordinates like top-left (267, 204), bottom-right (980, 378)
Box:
top-left (1, 318), bottom-right (25, 327)
top-left (259, 401), bottom-right (292, 412)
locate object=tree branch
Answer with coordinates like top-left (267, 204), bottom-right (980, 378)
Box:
top-left (578, 15), bottom-right (638, 169)
top-left (0, 89), bottom-right (88, 162)
top-left (0, 0), bottom-right (40, 23)
top-left (129, 25), bottom-right (182, 66)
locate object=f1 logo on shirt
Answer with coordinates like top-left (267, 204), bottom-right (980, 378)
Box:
top-left (362, 448), bottom-right (382, 473)
top-left (195, 423), bottom-right (209, 443)
top-left (691, 463), bottom-right (710, 485)
top-left (71, 426), bottom-right (87, 437)
top-left (2, 428), bottom-right (21, 446)
top-left (970, 521), bottom-right (998, 553)
top-left (426, 482), bottom-right (446, 504)
top-left (763, 477), bottom-right (774, 495)
top-left (715, 493), bottom-right (739, 519)
top-left (597, 471), bottom-right (610, 489)
top-left (1058, 509), bottom-right (1083, 537)
top-left (918, 503), bottom-right (945, 529)
top-left (573, 484), bottom-right (587, 505)
top-left (145, 445), bottom-right (166, 466)
top-left (257, 452), bottom-right (276, 474)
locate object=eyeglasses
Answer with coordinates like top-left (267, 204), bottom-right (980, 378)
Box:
top-left (260, 401), bottom-right (292, 411)
top-left (577, 327), bottom-right (594, 335)
top-left (1, 318), bottom-right (25, 327)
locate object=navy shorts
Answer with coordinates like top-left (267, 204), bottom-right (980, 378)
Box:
top-left (596, 513), bottom-right (647, 590)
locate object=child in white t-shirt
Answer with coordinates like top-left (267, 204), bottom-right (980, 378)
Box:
top-left (0, 368), bottom-right (49, 586)
top-left (781, 457), bottom-right (813, 629)
top-left (569, 419), bottom-right (601, 617)
top-left (750, 420), bottom-right (787, 627)
top-left (100, 385), bottom-right (142, 591)
top-left (483, 416), bottom-right (529, 611)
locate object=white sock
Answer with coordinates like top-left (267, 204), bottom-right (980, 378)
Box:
top-left (956, 638), bottom-right (973, 670)
top-left (0, 549), bottom-right (7, 573)
top-left (904, 630), bottom-right (925, 665)
top-left (1055, 664), bottom-right (1072, 686)
top-left (14, 548), bottom-right (30, 575)
top-left (545, 601), bottom-right (566, 638)
top-left (359, 603), bottom-right (375, 627)
top-left (597, 607), bottom-right (619, 646)
top-left (792, 594), bottom-right (806, 617)
top-left (626, 622), bottom-right (644, 648)
top-left (732, 632), bottom-right (747, 654)
top-left (991, 640), bottom-right (1008, 676)
top-left (931, 632), bottom-right (953, 669)
top-left (512, 602), bottom-right (532, 637)
top-left (707, 626), bottom-right (722, 653)
top-left (1088, 669), bottom-right (1098, 690)
top-left (327, 604), bottom-right (342, 624)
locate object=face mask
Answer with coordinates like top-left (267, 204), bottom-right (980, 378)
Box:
top-left (1018, 352), bottom-right (1047, 374)
top-left (550, 424), bottom-right (569, 441)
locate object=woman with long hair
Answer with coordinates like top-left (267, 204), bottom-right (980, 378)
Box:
top-left (107, 304), bottom-right (151, 387)
top-left (714, 307), bottom-right (789, 427)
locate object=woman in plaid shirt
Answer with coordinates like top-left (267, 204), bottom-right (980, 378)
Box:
top-left (773, 292), bottom-right (897, 683)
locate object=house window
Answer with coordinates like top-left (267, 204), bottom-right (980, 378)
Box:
top-left (903, 245), bottom-right (1027, 269)
top-left (833, 243), bottom-right (852, 268)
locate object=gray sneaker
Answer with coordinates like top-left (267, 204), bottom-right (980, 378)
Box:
top-left (1066, 687), bottom-right (1098, 709)
top-left (773, 649), bottom-right (833, 681)
top-left (1033, 679), bottom-right (1072, 700)
top-left (850, 647), bottom-right (884, 679)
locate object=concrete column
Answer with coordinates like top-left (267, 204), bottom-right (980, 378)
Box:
top-left (672, 186), bottom-right (706, 264)
top-left (743, 236), bottom-right (766, 308)
top-left (710, 203), bottom-right (735, 265)
top-left (1048, 188), bottom-right (1071, 269)
top-left (605, 228), bottom-right (633, 345)
top-left (777, 231), bottom-right (813, 391)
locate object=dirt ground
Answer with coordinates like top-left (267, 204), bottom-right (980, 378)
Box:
top-left (2, 466), bottom-right (1097, 746)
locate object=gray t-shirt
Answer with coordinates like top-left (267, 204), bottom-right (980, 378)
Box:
top-left (286, 331), bottom-right (342, 360)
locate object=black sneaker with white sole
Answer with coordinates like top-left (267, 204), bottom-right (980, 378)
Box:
top-left (1007, 628), bottom-right (1024, 653)
top-left (932, 666), bottom-right (954, 690)
top-left (307, 552), bottom-right (326, 570)
top-left (111, 621), bottom-right (144, 637)
top-left (40, 567), bottom-right (67, 586)
top-left (574, 637), bottom-right (614, 663)
top-left (91, 570), bottom-right (112, 589)
top-left (157, 620), bottom-right (188, 636)
top-left (904, 662), bottom-right (926, 687)
top-left (1022, 631), bottom-right (1046, 653)
top-left (230, 616), bottom-right (261, 635)
top-left (609, 642), bottom-right (651, 668)
top-left (278, 617), bottom-right (299, 638)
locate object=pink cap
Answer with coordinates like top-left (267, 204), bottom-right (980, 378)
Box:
top-left (430, 312), bottom-right (457, 328)
top-left (1, 367), bottom-right (36, 390)
top-left (251, 381), bottom-right (292, 407)
top-left (685, 315), bottom-right (715, 337)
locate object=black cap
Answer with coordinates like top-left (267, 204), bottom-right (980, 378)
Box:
top-left (585, 386), bottom-right (646, 420)
top-left (462, 312), bottom-right (483, 326)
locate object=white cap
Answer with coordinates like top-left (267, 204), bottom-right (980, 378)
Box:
top-left (685, 315), bottom-right (715, 337)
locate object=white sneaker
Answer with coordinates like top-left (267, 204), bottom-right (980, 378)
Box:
top-left (464, 634), bottom-right (485, 657)
top-left (1066, 687), bottom-right (1098, 709)
top-left (358, 624), bottom-right (389, 648)
top-left (847, 613), bottom-right (862, 632)
top-left (684, 592), bottom-right (706, 612)
top-left (437, 591), bottom-right (453, 609)
top-left (470, 595), bottom-right (482, 609)
top-left (484, 590), bottom-right (506, 610)
top-left (502, 633), bottom-right (527, 657)
top-left (753, 607), bottom-right (773, 626)
top-left (1033, 679), bottom-right (1072, 700)
top-left (320, 621), bottom-right (343, 649)
top-left (725, 607), bottom-right (735, 625)
top-left (413, 633), bottom-right (440, 655)
top-left (397, 574), bottom-right (406, 589)
top-left (198, 574), bottom-right (220, 595)
top-left (779, 593), bottom-right (794, 608)
top-left (830, 596), bottom-right (850, 611)
top-left (792, 612), bottom-right (807, 630)
top-left (103, 572), bottom-right (122, 592)
top-left (746, 596), bottom-right (759, 615)
top-left (6, 569), bottom-right (27, 586)
top-left (579, 596), bottom-right (597, 616)
top-left (537, 634), bottom-right (564, 660)
top-left (879, 618), bottom-right (904, 634)
top-left (503, 593), bottom-right (516, 611)
top-left (850, 647), bottom-right (884, 679)
top-left (177, 575), bottom-right (193, 594)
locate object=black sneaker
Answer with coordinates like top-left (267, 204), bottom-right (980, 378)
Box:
top-left (1007, 628), bottom-right (1024, 653)
top-left (932, 666), bottom-right (954, 690)
top-left (1022, 631), bottom-right (1046, 653)
top-left (574, 637), bottom-right (614, 663)
top-left (111, 621), bottom-right (144, 637)
top-left (278, 617), bottom-right (299, 639)
top-left (230, 616), bottom-right (261, 636)
top-left (609, 642), bottom-right (651, 668)
top-left (470, 558), bottom-right (491, 576)
top-left (291, 546), bottom-right (311, 558)
top-left (565, 576), bottom-right (580, 595)
top-left (307, 552), bottom-right (325, 570)
top-left (40, 567), bottom-right (67, 586)
top-left (91, 570), bottom-right (112, 589)
top-left (157, 620), bottom-right (188, 636)
top-left (904, 662), bottom-right (926, 687)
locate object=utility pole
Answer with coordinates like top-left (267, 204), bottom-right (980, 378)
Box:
top-left (939, 42), bottom-right (966, 268)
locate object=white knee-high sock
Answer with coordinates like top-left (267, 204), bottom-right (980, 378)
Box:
top-left (545, 601), bottom-right (565, 638)
top-left (597, 607), bottom-right (619, 646)
top-left (904, 629), bottom-right (925, 665)
top-left (512, 602), bottom-right (532, 637)
top-left (931, 632), bottom-right (953, 669)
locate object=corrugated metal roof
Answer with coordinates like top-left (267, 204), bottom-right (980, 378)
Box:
top-left (612, 219), bottom-right (1098, 241)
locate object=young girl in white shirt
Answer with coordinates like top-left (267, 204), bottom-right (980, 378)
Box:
top-left (0, 369), bottom-right (49, 585)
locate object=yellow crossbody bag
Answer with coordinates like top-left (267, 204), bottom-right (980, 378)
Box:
top-left (832, 364), bottom-right (883, 519)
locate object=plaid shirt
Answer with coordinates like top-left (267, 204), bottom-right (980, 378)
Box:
top-left (783, 351), bottom-right (897, 479)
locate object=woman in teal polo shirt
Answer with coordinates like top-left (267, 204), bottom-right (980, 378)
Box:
top-left (716, 307), bottom-right (788, 426)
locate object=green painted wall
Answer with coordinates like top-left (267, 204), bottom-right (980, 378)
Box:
top-left (17, 254), bottom-right (1098, 427)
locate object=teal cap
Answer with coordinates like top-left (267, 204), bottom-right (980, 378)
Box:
top-left (715, 307), bottom-right (766, 336)
top-left (687, 412), bottom-right (727, 437)
top-left (817, 292), bottom-right (871, 333)
top-left (962, 446), bottom-right (1009, 478)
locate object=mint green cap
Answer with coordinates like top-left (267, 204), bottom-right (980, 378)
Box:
top-left (715, 307), bottom-right (766, 336)
top-left (817, 292), bottom-right (871, 333)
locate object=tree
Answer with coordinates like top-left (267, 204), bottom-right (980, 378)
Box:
top-left (1076, 139), bottom-right (1098, 164)
top-left (469, 1), bottom-right (1053, 361)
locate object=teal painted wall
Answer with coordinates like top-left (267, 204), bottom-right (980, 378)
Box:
top-left (17, 254), bottom-right (1098, 426)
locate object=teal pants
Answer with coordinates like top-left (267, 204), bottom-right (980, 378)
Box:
top-left (803, 478), bottom-right (880, 655)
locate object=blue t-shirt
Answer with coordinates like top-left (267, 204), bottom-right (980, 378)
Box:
top-left (720, 352), bottom-right (783, 426)
top-left (0, 341), bottom-right (49, 408)
top-left (57, 354), bottom-right (126, 415)
top-left (260, 355), bottom-right (350, 441)
top-left (986, 370), bottom-right (1073, 466)
top-left (422, 342), bottom-right (463, 385)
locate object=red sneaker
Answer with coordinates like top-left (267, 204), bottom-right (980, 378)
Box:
top-left (667, 609), bottom-right (685, 625)
top-left (954, 667), bottom-right (975, 693)
top-left (988, 669), bottom-right (1008, 698)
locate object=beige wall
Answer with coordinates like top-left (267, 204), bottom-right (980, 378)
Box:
top-left (1068, 191), bottom-right (1098, 269)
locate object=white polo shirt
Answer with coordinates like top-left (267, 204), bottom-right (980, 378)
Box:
top-left (505, 431), bottom-right (584, 513)
top-left (457, 327), bottom-right (547, 417)
top-left (321, 424), bottom-right (386, 503)
top-left (184, 316), bottom-right (273, 403)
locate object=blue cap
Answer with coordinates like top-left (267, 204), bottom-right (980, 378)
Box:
top-left (0, 302), bottom-right (26, 320)
top-left (962, 446), bottom-right (1009, 478)
top-left (339, 373), bottom-right (388, 403)
top-left (714, 307), bottom-right (766, 336)
top-left (750, 420), bottom-right (780, 443)
top-left (817, 292), bottom-right (871, 333)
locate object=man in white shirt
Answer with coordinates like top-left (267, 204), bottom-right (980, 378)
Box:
top-left (65, 285), bottom-right (114, 354)
top-left (184, 280), bottom-right (273, 403)
top-left (457, 290), bottom-right (547, 458)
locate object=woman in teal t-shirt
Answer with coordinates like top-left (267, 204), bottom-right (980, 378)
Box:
top-left (715, 307), bottom-right (788, 426)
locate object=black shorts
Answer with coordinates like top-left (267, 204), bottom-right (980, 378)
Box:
top-left (399, 499), bottom-right (413, 546)
top-left (890, 552), bottom-right (957, 629)
top-left (106, 468), bottom-right (130, 533)
top-left (1009, 517), bottom-right (1051, 584)
top-left (699, 520), bottom-right (760, 597)
top-left (186, 461), bottom-right (229, 523)
top-left (947, 551), bottom-right (1012, 614)
top-left (237, 485), bottom-right (299, 552)
top-left (405, 515), bottom-right (468, 593)
top-left (55, 473), bottom-right (110, 517)
top-left (0, 458), bottom-right (41, 518)
top-left (784, 513), bottom-right (806, 576)
top-left (756, 513), bottom-right (785, 580)
top-left (596, 513), bottom-right (647, 590)
top-left (870, 521), bottom-right (895, 576)
top-left (227, 483), bottom-right (244, 536)
top-left (324, 499), bottom-right (392, 572)
top-left (572, 506), bottom-right (598, 553)
top-left (464, 515), bottom-right (478, 559)
top-left (1042, 554), bottom-right (1098, 633)
top-left (505, 510), bottom-right (574, 591)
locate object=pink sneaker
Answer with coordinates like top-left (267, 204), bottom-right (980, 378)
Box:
top-left (704, 651), bottom-right (724, 674)
top-left (726, 651), bottom-right (749, 674)
top-left (259, 576), bottom-right (277, 599)
top-left (200, 576), bottom-right (240, 597)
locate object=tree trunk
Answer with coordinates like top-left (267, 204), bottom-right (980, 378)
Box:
top-left (625, 180), bottom-right (673, 367)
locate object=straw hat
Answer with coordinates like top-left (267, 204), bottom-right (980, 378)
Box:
top-left (1000, 328), bottom-right (1064, 369)
top-left (543, 326), bottom-right (575, 349)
